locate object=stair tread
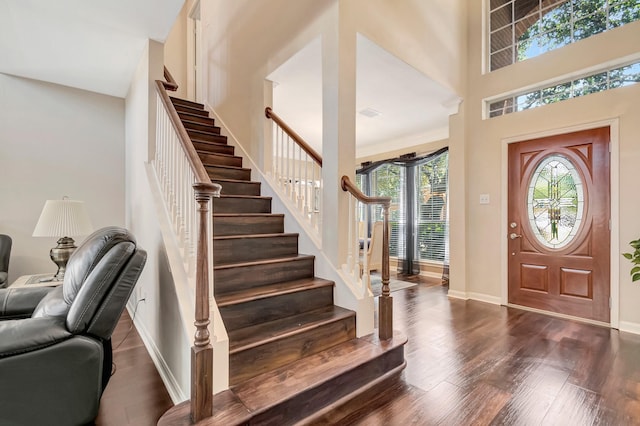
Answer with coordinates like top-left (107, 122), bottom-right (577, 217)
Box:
top-left (196, 150), bottom-right (238, 159)
top-left (214, 254), bottom-right (314, 271)
top-left (169, 97), bottom-right (204, 109)
top-left (214, 232), bottom-right (297, 241)
top-left (216, 277), bottom-right (333, 307)
top-left (205, 164), bottom-right (250, 172)
top-left (219, 194), bottom-right (271, 200)
top-left (231, 330), bottom-right (408, 411)
top-left (214, 213), bottom-right (284, 218)
top-left (228, 304), bottom-right (353, 354)
top-left (211, 177), bottom-right (259, 184)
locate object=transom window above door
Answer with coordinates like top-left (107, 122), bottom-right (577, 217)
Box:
top-left (489, 0), bottom-right (640, 71)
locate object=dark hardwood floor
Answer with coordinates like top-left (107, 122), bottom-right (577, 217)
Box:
top-left (95, 309), bottom-right (173, 426)
top-left (96, 274), bottom-right (640, 425)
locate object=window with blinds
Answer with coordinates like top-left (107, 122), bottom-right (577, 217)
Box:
top-left (357, 148), bottom-right (449, 269)
top-left (416, 151), bottom-right (449, 262)
top-left (370, 164), bottom-right (405, 257)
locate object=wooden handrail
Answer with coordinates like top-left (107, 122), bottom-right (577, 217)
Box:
top-left (341, 175), bottom-right (391, 207)
top-left (155, 75), bottom-right (220, 422)
top-left (155, 80), bottom-right (217, 190)
top-left (341, 175), bottom-right (393, 340)
top-left (265, 107), bottom-right (322, 166)
top-left (163, 66), bottom-right (179, 91)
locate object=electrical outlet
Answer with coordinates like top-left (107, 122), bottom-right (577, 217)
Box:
top-left (479, 194), bottom-right (490, 205)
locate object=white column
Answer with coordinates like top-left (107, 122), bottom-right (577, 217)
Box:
top-left (322, 2), bottom-right (357, 266)
top-left (447, 105), bottom-right (468, 298)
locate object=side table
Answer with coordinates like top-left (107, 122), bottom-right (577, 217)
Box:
top-left (11, 273), bottom-right (63, 288)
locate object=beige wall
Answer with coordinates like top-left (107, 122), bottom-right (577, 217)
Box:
top-left (164, 1), bottom-right (190, 99)
top-left (0, 74), bottom-right (125, 283)
top-left (461, 2), bottom-right (640, 327)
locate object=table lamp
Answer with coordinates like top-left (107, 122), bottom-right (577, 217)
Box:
top-left (33, 197), bottom-right (93, 280)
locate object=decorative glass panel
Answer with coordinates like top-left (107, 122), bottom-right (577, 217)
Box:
top-left (527, 155), bottom-right (584, 249)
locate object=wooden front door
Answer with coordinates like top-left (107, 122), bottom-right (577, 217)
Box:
top-left (508, 127), bottom-right (610, 322)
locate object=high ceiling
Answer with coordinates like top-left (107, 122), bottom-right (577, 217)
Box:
top-left (268, 34), bottom-right (461, 158)
top-left (0, 2), bottom-right (461, 157)
top-left (0, 0), bottom-right (183, 97)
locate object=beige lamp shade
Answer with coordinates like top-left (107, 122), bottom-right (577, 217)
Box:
top-left (33, 199), bottom-right (94, 238)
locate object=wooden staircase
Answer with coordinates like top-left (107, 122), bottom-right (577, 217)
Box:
top-left (160, 97), bottom-right (407, 425)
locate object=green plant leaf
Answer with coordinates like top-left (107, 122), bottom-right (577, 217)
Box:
top-left (631, 266), bottom-right (640, 275)
top-left (633, 273), bottom-right (640, 282)
top-left (623, 253), bottom-right (633, 259)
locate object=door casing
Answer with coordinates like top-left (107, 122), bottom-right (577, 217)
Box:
top-left (500, 119), bottom-right (620, 328)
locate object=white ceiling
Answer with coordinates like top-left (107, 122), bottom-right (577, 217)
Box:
top-left (268, 34), bottom-right (461, 158)
top-left (0, 3), bottom-right (461, 155)
top-left (0, 0), bottom-right (183, 98)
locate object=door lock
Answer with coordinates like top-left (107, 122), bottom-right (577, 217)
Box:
top-left (509, 233), bottom-right (522, 240)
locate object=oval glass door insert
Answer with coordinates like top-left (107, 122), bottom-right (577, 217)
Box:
top-left (527, 155), bottom-right (584, 249)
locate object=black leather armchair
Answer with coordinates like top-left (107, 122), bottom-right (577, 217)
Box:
top-left (0, 226), bottom-right (147, 426)
top-left (0, 234), bottom-right (11, 288)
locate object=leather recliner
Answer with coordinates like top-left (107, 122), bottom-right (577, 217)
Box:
top-left (0, 226), bottom-right (147, 426)
top-left (0, 234), bottom-right (11, 288)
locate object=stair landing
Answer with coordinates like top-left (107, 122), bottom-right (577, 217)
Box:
top-left (158, 330), bottom-right (407, 426)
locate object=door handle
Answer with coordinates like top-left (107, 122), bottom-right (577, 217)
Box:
top-left (510, 233), bottom-right (522, 240)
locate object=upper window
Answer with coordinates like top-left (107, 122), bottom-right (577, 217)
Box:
top-left (490, 0), bottom-right (640, 71)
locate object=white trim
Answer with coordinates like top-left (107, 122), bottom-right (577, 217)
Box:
top-left (447, 289), bottom-right (468, 300)
top-left (619, 321), bottom-right (640, 335)
top-left (468, 292), bottom-right (501, 305)
top-left (187, 0), bottom-right (201, 102)
top-left (501, 118), bottom-right (620, 328)
top-left (447, 290), bottom-right (501, 305)
top-left (127, 300), bottom-right (188, 404)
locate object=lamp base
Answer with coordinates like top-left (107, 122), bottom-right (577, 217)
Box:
top-left (50, 237), bottom-right (77, 281)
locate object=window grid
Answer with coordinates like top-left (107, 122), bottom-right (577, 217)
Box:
top-left (489, 0), bottom-right (640, 71)
top-left (488, 60), bottom-right (640, 117)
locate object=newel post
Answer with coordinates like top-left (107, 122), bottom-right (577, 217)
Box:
top-left (190, 182), bottom-right (219, 423)
top-left (379, 203), bottom-right (393, 340)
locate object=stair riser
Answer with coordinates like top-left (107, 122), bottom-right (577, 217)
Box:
top-left (214, 257), bottom-right (314, 294)
top-left (214, 235), bottom-right (298, 264)
top-left (170, 97), bottom-right (204, 109)
top-left (213, 180), bottom-right (261, 197)
top-left (199, 152), bottom-right (243, 168)
top-left (207, 166), bottom-right (251, 181)
top-left (229, 316), bottom-right (356, 386)
top-left (192, 141), bottom-right (235, 156)
top-left (251, 346), bottom-right (406, 426)
top-left (188, 130), bottom-right (228, 143)
top-left (213, 197), bottom-right (271, 214)
top-left (213, 216), bottom-right (283, 236)
top-left (182, 120), bottom-right (221, 134)
top-left (219, 286), bottom-right (333, 331)
top-left (174, 103), bottom-right (209, 117)
top-left (177, 113), bottom-right (215, 126)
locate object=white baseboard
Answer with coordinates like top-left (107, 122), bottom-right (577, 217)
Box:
top-left (619, 321), bottom-right (640, 335)
top-left (126, 301), bottom-right (187, 404)
top-left (447, 289), bottom-right (468, 300)
top-left (468, 292), bottom-right (501, 305)
top-left (446, 290), bottom-right (501, 305)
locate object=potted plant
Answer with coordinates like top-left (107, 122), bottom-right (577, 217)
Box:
top-left (622, 239), bottom-right (640, 282)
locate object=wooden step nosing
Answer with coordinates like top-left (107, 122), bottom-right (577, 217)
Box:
top-left (211, 177), bottom-right (260, 185)
top-left (216, 279), bottom-right (334, 307)
top-left (293, 361), bottom-right (407, 426)
top-left (228, 311), bottom-right (355, 354)
top-left (219, 194), bottom-right (271, 200)
top-left (196, 151), bottom-right (239, 160)
top-left (214, 255), bottom-right (314, 270)
top-left (205, 164), bottom-right (251, 173)
top-left (233, 336), bottom-right (406, 415)
top-left (213, 232), bottom-right (298, 241)
top-left (214, 213), bottom-right (284, 218)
